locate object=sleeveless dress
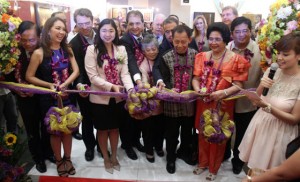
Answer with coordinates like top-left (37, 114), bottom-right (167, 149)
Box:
top-left (239, 68), bottom-right (300, 170)
top-left (37, 49), bottom-right (77, 135)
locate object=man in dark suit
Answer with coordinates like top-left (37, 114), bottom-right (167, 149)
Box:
top-left (151, 13), bottom-right (166, 45)
top-left (70, 8), bottom-right (97, 161)
top-left (153, 17), bottom-right (179, 89)
top-left (120, 10), bottom-right (146, 160)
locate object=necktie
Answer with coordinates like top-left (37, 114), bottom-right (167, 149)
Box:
top-left (137, 37), bottom-right (142, 44)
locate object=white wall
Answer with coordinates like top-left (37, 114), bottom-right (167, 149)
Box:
top-left (239, 0), bottom-right (276, 18)
top-left (44, 0), bottom-right (277, 29)
top-left (183, 0), bottom-right (276, 27)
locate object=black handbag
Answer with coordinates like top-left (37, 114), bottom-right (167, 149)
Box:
top-left (285, 135), bottom-right (300, 159)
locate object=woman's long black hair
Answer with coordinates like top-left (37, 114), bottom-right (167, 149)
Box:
top-left (94, 18), bottom-right (120, 67)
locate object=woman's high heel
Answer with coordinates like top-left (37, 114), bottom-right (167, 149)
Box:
top-left (104, 159), bottom-right (113, 174)
top-left (56, 158), bottom-right (68, 177)
top-left (111, 158), bottom-right (120, 171)
top-left (64, 156), bottom-right (76, 175)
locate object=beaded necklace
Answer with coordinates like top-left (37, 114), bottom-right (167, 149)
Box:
top-left (173, 50), bottom-right (192, 93)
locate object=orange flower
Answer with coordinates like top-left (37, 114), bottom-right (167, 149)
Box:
top-left (2, 13), bottom-right (10, 24)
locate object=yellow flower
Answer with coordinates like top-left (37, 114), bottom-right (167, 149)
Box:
top-left (261, 24), bottom-right (268, 35)
top-left (4, 133), bottom-right (17, 146)
top-left (9, 58), bottom-right (17, 65)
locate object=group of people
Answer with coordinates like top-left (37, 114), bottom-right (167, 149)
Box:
top-left (1, 4), bottom-right (300, 182)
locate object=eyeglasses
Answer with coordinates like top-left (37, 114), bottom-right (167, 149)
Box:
top-left (233, 29), bottom-right (250, 35)
top-left (208, 37), bottom-right (223, 43)
top-left (77, 21), bottom-right (91, 28)
top-left (20, 38), bottom-right (37, 44)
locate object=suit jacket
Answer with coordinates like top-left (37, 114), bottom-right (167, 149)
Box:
top-left (152, 36), bottom-right (173, 85)
top-left (85, 45), bottom-right (134, 105)
top-left (69, 33), bottom-right (91, 87)
top-left (120, 33), bottom-right (145, 80)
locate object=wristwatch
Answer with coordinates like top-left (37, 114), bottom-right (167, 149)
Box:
top-left (262, 103), bottom-right (272, 113)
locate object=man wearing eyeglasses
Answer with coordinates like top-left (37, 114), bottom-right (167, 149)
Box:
top-left (69, 8), bottom-right (98, 162)
top-left (227, 16), bottom-right (263, 174)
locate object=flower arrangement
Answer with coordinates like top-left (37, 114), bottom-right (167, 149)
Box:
top-left (44, 104), bottom-right (83, 136)
top-left (125, 82), bottom-right (160, 120)
top-left (0, 0), bottom-right (22, 75)
top-left (199, 108), bottom-right (235, 144)
top-left (257, 0), bottom-right (300, 71)
top-left (0, 129), bottom-right (27, 181)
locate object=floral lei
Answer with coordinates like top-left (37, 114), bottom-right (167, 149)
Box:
top-left (197, 34), bottom-right (205, 52)
top-left (146, 58), bottom-right (154, 86)
top-left (130, 34), bottom-right (144, 66)
top-left (79, 33), bottom-right (90, 52)
top-left (198, 41), bottom-right (205, 52)
top-left (199, 50), bottom-right (227, 102)
top-left (230, 44), bottom-right (254, 62)
top-left (51, 49), bottom-right (69, 90)
top-left (174, 50), bottom-right (192, 93)
top-left (14, 51), bottom-right (31, 84)
top-left (101, 46), bottom-right (121, 85)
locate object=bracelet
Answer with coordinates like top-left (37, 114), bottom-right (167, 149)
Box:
top-left (223, 89), bottom-right (228, 96)
top-left (262, 103), bottom-right (272, 113)
top-left (247, 175), bottom-right (252, 182)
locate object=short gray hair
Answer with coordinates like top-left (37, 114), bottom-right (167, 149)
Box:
top-left (141, 34), bottom-right (159, 51)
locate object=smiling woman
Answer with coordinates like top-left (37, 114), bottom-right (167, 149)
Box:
top-left (25, 16), bottom-right (80, 177)
top-left (192, 22), bottom-right (250, 181)
top-left (84, 18), bottom-right (134, 174)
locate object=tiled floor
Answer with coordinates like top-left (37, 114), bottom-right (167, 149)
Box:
top-left (28, 133), bottom-right (246, 182)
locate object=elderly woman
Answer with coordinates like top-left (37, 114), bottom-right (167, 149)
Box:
top-left (192, 22), bottom-right (250, 181)
top-left (138, 34), bottom-right (164, 163)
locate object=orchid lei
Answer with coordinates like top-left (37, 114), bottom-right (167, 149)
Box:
top-left (199, 50), bottom-right (227, 102)
top-left (14, 52), bottom-right (31, 84)
top-left (101, 46), bottom-right (121, 85)
top-left (173, 50), bottom-right (192, 93)
top-left (197, 41), bottom-right (205, 52)
top-left (51, 49), bottom-right (69, 90)
top-left (130, 34), bottom-right (144, 66)
top-left (230, 44), bottom-right (254, 62)
top-left (79, 33), bottom-right (90, 52)
top-left (244, 49), bottom-right (254, 62)
top-left (146, 59), bottom-right (154, 86)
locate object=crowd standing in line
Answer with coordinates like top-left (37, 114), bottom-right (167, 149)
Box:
top-left (1, 4), bottom-right (300, 181)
